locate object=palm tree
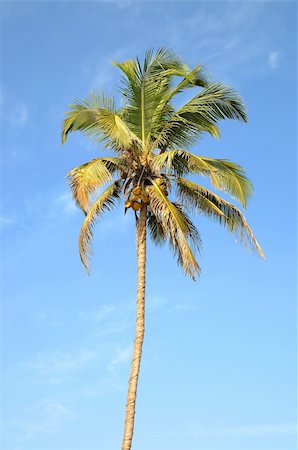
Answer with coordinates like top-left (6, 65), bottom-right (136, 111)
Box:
top-left (61, 48), bottom-right (264, 450)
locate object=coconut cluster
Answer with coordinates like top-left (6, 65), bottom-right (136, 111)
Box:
top-left (125, 178), bottom-right (168, 211)
top-left (125, 185), bottom-right (149, 211)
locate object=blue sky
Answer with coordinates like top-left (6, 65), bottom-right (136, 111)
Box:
top-left (0, 1), bottom-right (296, 450)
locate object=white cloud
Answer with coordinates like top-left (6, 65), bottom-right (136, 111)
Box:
top-left (95, 206), bottom-right (133, 235)
top-left (147, 295), bottom-right (169, 311)
top-left (13, 102), bottom-right (28, 126)
top-left (54, 192), bottom-right (77, 215)
top-left (269, 51), bottom-right (279, 69)
top-left (0, 215), bottom-right (14, 227)
top-left (31, 310), bottom-right (59, 327)
top-left (86, 46), bottom-right (135, 92)
top-left (20, 400), bottom-right (74, 441)
top-left (25, 348), bottom-right (100, 385)
top-left (156, 422), bottom-right (297, 439)
top-left (153, 2), bottom-right (279, 84)
top-left (79, 304), bottom-right (116, 322)
top-left (109, 346), bottom-right (132, 367)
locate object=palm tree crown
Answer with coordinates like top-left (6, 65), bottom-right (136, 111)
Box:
top-left (62, 47), bottom-right (264, 279)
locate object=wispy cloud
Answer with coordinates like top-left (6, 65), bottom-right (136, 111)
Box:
top-left (79, 304), bottom-right (117, 323)
top-left (109, 346), bottom-right (132, 368)
top-left (20, 399), bottom-right (74, 442)
top-left (147, 295), bottom-right (169, 311)
top-left (12, 102), bottom-right (28, 126)
top-left (25, 348), bottom-right (100, 385)
top-left (190, 423), bottom-right (297, 438)
top-left (156, 2), bottom-right (279, 84)
top-left (0, 215), bottom-right (14, 227)
top-left (155, 422), bottom-right (297, 439)
top-left (31, 310), bottom-right (60, 327)
top-left (54, 192), bottom-right (77, 215)
top-left (269, 51), bottom-right (279, 69)
top-left (86, 47), bottom-right (131, 92)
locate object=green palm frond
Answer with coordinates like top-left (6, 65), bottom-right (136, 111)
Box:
top-left (153, 83), bottom-right (246, 150)
top-left (67, 157), bottom-right (125, 213)
top-left (61, 92), bottom-right (139, 149)
top-left (176, 178), bottom-right (265, 258)
top-left (79, 181), bottom-right (122, 271)
top-left (152, 150), bottom-right (252, 207)
top-left (148, 180), bottom-right (200, 278)
top-left (162, 64), bottom-right (210, 104)
top-left (114, 48), bottom-right (188, 147)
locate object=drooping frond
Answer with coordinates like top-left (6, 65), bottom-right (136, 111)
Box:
top-left (153, 83), bottom-right (247, 150)
top-left (152, 150), bottom-right (252, 207)
top-left (147, 210), bottom-right (167, 245)
top-left (61, 92), bottom-right (139, 149)
top-left (176, 178), bottom-right (265, 258)
top-left (79, 181), bottom-right (122, 271)
top-left (148, 180), bottom-right (201, 278)
top-left (67, 157), bottom-right (126, 213)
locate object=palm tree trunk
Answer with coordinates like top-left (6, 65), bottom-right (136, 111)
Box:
top-left (121, 204), bottom-right (147, 450)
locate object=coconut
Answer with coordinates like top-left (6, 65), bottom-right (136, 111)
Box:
top-left (140, 194), bottom-right (149, 203)
top-left (132, 201), bottom-right (142, 211)
top-left (132, 186), bottom-right (142, 195)
top-left (131, 193), bottom-right (140, 201)
top-left (125, 200), bottom-right (132, 208)
top-left (155, 178), bottom-right (163, 185)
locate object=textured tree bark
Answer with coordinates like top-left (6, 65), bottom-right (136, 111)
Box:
top-left (121, 205), bottom-right (147, 450)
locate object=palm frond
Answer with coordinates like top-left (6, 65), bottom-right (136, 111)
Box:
top-left (164, 64), bottom-right (210, 102)
top-left (79, 181), bottom-right (122, 271)
top-left (152, 150), bottom-right (252, 207)
top-left (61, 91), bottom-right (139, 149)
top-left (176, 178), bottom-right (265, 258)
top-left (147, 211), bottom-right (167, 245)
top-left (114, 48), bottom-right (187, 147)
top-left (153, 83), bottom-right (246, 150)
top-left (148, 180), bottom-right (201, 278)
top-left (67, 157), bottom-right (126, 213)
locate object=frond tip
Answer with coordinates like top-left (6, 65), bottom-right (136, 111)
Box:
top-left (148, 179), bottom-right (201, 279)
top-left (79, 181), bottom-right (122, 272)
top-left (176, 178), bottom-right (265, 259)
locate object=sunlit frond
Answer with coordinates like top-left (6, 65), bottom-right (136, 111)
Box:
top-left (152, 150), bottom-right (252, 207)
top-left (61, 92), bottom-right (139, 149)
top-left (176, 178), bottom-right (265, 258)
top-left (114, 48), bottom-right (187, 146)
top-left (148, 180), bottom-right (201, 279)
top-left (153, 83), bottom-right (246, 149)
top-left (163, 64), bottom-right (210, 102)
top-left (79, 181), bottom-right (122, 271)
top-left (67, 157), bottom-right (126, 213)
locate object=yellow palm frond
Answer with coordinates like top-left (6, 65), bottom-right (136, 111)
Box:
top-left (67, 158), bottom-right (124, 213)
top-left (177, 178), bottom-right (265, 258)
top-left (79, 181), bottom-right (122, 271)
top-left (61, 92), bottom-right (140, 149)
top-left (148, 180), bottom-right (201, 279)
top-left (152, 150), bottom-right (252, 207)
